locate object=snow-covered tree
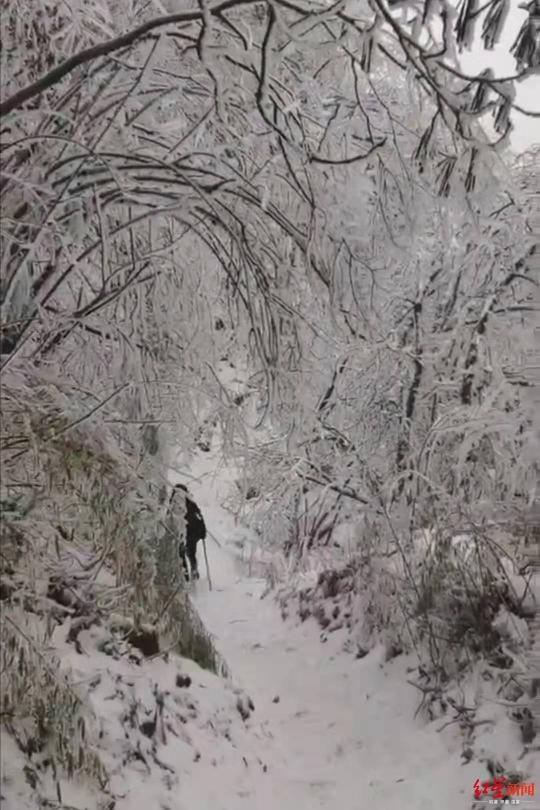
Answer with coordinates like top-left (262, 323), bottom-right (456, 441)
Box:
top-left (1, 0), bottom-right (538, 759)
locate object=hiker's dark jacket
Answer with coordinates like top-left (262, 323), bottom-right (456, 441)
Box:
top-left (164, 486), bottom-right (206, 580)
top-left (184, 495), bottom-right (206, 544)
top-left (166, 487), bottom-right (206, 547)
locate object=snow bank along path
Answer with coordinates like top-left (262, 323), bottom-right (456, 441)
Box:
top-left (174, 456), bottom-right (476, 810)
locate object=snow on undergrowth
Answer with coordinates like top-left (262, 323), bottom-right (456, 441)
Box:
top-left (268, 521), bottom-right (539, 790)
top-left (1, 361), bottom-right (538, 810)
top-left (0, 366), bottom-right (234, 807)
top-left (1, 615), bottom-right (259, 810)
top-left (275, 525), bottom-right (534, 667)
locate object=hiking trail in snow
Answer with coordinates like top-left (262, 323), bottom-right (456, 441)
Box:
top-left (2, 446), bottom-right (533, 810)
top-left (172, 455), bottom-right (479, 810)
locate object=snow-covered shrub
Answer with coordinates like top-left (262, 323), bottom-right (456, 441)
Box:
top-left (243, 117), bottom-right (537, 674)
top-left (278, 510), bottom-right (534, 679)
top-left (1, 615), bottom-right (107, 788)
top-left (0, 364), bottom-right (224, 791)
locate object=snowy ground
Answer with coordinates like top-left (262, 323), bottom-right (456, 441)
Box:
top-left (2, 443), bottom-right (537, 810)
top-left (170, 453), bottom-right (490, 810)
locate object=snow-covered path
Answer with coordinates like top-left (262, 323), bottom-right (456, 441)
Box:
top-left (176, 460), bottom-right (477, 810)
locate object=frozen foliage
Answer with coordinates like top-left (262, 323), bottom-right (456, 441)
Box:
top-left (1, 620), bottom-right (256, 810)
top-left (0, 0), bottom-right (538, 802)
top-left (1, 4), bottom-right (537, 536)
top-left (7, 456), bottom-right (538, 810)
top-left (1, 0), bottom-right (537, 381)
top-left (238, 137), bottom-right (539, 671)
top-left (9, 421), bottom-right (535, 810)
top-left (0, 364), bottom-right (225, 799)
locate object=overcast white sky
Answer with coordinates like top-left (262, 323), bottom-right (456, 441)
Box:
top-left (459, 1), bottom-right (540, 154)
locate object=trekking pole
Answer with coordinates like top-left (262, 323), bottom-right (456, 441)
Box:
top-left (206, 528), bottom-right (222, 548)
top-left (202, 537), bottom-right (213, 591)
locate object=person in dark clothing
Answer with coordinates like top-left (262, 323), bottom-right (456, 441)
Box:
top-left (169, 483), bottom-right (206, 581)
